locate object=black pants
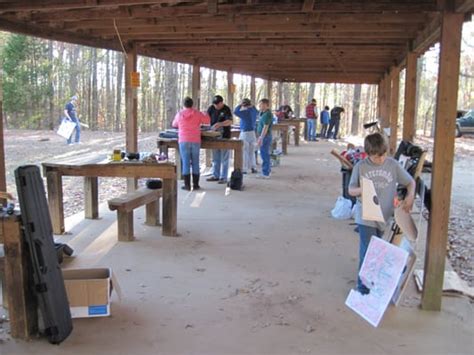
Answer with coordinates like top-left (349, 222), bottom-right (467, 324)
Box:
top-left (320, 123), bottom-right (328, 138)
top-left (327, 119), bottom-right (340, 139)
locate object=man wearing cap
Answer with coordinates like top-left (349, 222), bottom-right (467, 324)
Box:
top-left (64, 95), bottom-right (81, 145)
top-left (207, 95), bottom-right (233, 183)
top-left (234, 98), bottom-right (258, 174)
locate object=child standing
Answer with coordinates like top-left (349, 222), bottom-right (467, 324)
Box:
top-left (348, 133), bottom-right (415, 294)
top-left (257, 99), bottom-right (273, 179)
top-left (320, 105), bottom-right (330, 139)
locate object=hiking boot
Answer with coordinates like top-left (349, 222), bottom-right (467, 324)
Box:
top-left (181, 174), bottom-right (191, 190)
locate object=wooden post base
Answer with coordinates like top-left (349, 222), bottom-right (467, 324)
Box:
top-left (117, 210), bottom-right (135, 241)
top-left (145, 199), bottom-right (161, 226)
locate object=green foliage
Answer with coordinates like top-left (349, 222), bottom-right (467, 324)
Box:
top-left (1, 34), bottom-right (52, 128)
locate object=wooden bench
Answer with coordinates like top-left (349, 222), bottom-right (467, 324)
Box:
top-left (108, 187), bottom-right (162, 241)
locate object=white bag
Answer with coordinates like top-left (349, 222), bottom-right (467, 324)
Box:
top-left (331, 196), bottom-right (353, 220)
top-left (57, 118), bottom-right (76, 139)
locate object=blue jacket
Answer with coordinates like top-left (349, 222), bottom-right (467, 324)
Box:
top-left (234, 105), bottom-right (258, 132)
top-left (321, 110), bottom-right (330, 125)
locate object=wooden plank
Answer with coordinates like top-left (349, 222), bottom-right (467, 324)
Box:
top-left (162, 178), bottom-right (177, 237)
top-left (0, 63), bottom-right (5, 205)
top-left (46, 171), bottom-right (65, 235)
top-left (108, 187), bottom-right (161, 212)
top-left (302, 0), bottom-right (315, 12)
top-left (208, 0), bottom-right (218, 14)
top-left (389, 67), bottom-right (400, 155)
top-left (192, 64), bottom-right (201, 110)
top-left (421, 11), bottom-right (464, 311)
top-left (125, 45), bottom-right (138, 193)
top-left (84, 176), bottom-right (99, 219)
top-left (43, 162), bottom-right (177, 179)
top-left (403, 52), bottom-right (418, 142)
top-left (117, 210), bottom-right (134, 241)
top-left (3, 214), bottom-right (38, 339)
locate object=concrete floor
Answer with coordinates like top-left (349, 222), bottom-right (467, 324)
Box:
top-left (2, 140), bottom-right (473, 355)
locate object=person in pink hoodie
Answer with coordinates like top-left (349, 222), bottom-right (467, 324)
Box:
top-left (172, 97), bottom-right (210, 190)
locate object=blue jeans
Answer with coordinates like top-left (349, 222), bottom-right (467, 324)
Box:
top-left (357, 224), bottom-right (383, 292)
top-left (67, 118), bottom-right (81, 144)
top-left (260, 134), bottom-right (272, 176)
top-left (212, 149), bottom-right (230, 180)
top-left (307, 119), bottom-right (317, 140)
top-left (179, 142), bottom-right (200, 176)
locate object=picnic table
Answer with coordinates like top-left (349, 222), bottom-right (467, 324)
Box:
top-left (42, 161), bottom-right (178, 236)
top-left (157, 138), bottom-right (243, 179)
top-left (231, 125), bottom-right (288, 155)
top-left (276, 118), bottom-right (306, 146)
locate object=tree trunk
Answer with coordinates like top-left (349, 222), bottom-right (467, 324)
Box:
top-left (294, 83), bottom-right (301, 117)
top-left (47, 40), bottom-right (55, 130)
top-left (115, 52), bottom-right (124, 132)
top-left (164, 61), bottom-right (178, 128)
top-left (308, 83), bottom-right (315, 102)
top-left (351, 84), bottom-right (362, 135)
top-left (91, 48), bottom-right (99, 130)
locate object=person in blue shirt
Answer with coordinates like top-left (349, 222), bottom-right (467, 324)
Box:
top-left (64, 95), bottom-right (81, 145)
top-left (234, 98), bottom-right (258, 174)
top-left (320, 105), bottom-right (330, 139)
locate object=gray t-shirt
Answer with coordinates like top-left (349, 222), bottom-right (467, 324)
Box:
top-left (349, 157), bottom-right (413, 231)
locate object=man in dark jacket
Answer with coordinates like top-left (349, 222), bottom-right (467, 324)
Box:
top-left (326, 106), bottom-right (345, 139)
top-left (206, 95), bottom-right (233, 183)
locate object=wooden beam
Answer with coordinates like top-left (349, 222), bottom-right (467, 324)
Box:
top-left (192, 64), bottom-right (201, 110)
top-left (0, 62), bottom-right (6, 203)
top-left (125, 45), bottom-right (138, 192)
top-left (227, 71), bottom-right (234, 110)
top-left (302, 0), bottom-right (315, 12)
top-left (403, 52), bottom-right (418, 142)
top-left (389, 67), bottom-right (400, 155)
top-left (421, 11), bottom-right (464, 311)
top-left (208, 0), bottom-right (218, 14)
top-left (250, 76), bottom-right (256, 104)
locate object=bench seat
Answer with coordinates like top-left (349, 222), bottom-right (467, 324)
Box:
top-left (108, 187), bottom-right (162, 241)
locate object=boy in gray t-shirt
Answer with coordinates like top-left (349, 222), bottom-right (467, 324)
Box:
top-left (349, 133), bottom-right (415, 294)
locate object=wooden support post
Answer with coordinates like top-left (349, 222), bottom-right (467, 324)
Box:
top-left (266, 80), bottom-right (272, 108)
top-left (2, 214), bottom-right (38, 339)
top-left (422, 11), bottom-right (463, 311)
top-left (389, 68), bottom-right (400, 155)
top-left (382, 74), bottom-right (392, 130)
top-left (377, 79), bottom-right (383, 119)
top-left (84, 176), bottom-right (98, 219)
top-left (403, 52), bottom-right (418, 142)
top-left (125, 45), bottom-right (138, 192)
top-left (227, 71), bottom-right (234, 109)
top-left (0, 65), bottom-right (6, 205)
top-left (46, 171), bottom-right (65, 234)
top-left (192, 64), bottom-right (201, 110)
top-left (117, 210), bottom-right (134, 241)
top-left (145, 199), bottom-right (161, 226)
top-left (162, 177), bottom-right (177, 237)
top-left (250, 76), bottom-right (256, 104)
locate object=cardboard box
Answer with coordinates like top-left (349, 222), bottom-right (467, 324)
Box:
top-left (62, 268), bottom-right (121, 318)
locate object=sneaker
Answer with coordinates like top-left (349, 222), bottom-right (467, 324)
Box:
top-left (206, 176), bottom-right (220, 182)
top-left (218, 179), bottom-right (227, 184)
top-left (251, 168), bottom-right (258, 174)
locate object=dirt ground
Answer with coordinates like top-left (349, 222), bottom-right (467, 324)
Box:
top-left (1, 130), bottom-right (473, 354)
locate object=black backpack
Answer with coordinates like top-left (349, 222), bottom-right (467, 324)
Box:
top-left (229, 169), bottom-right (243, 190)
